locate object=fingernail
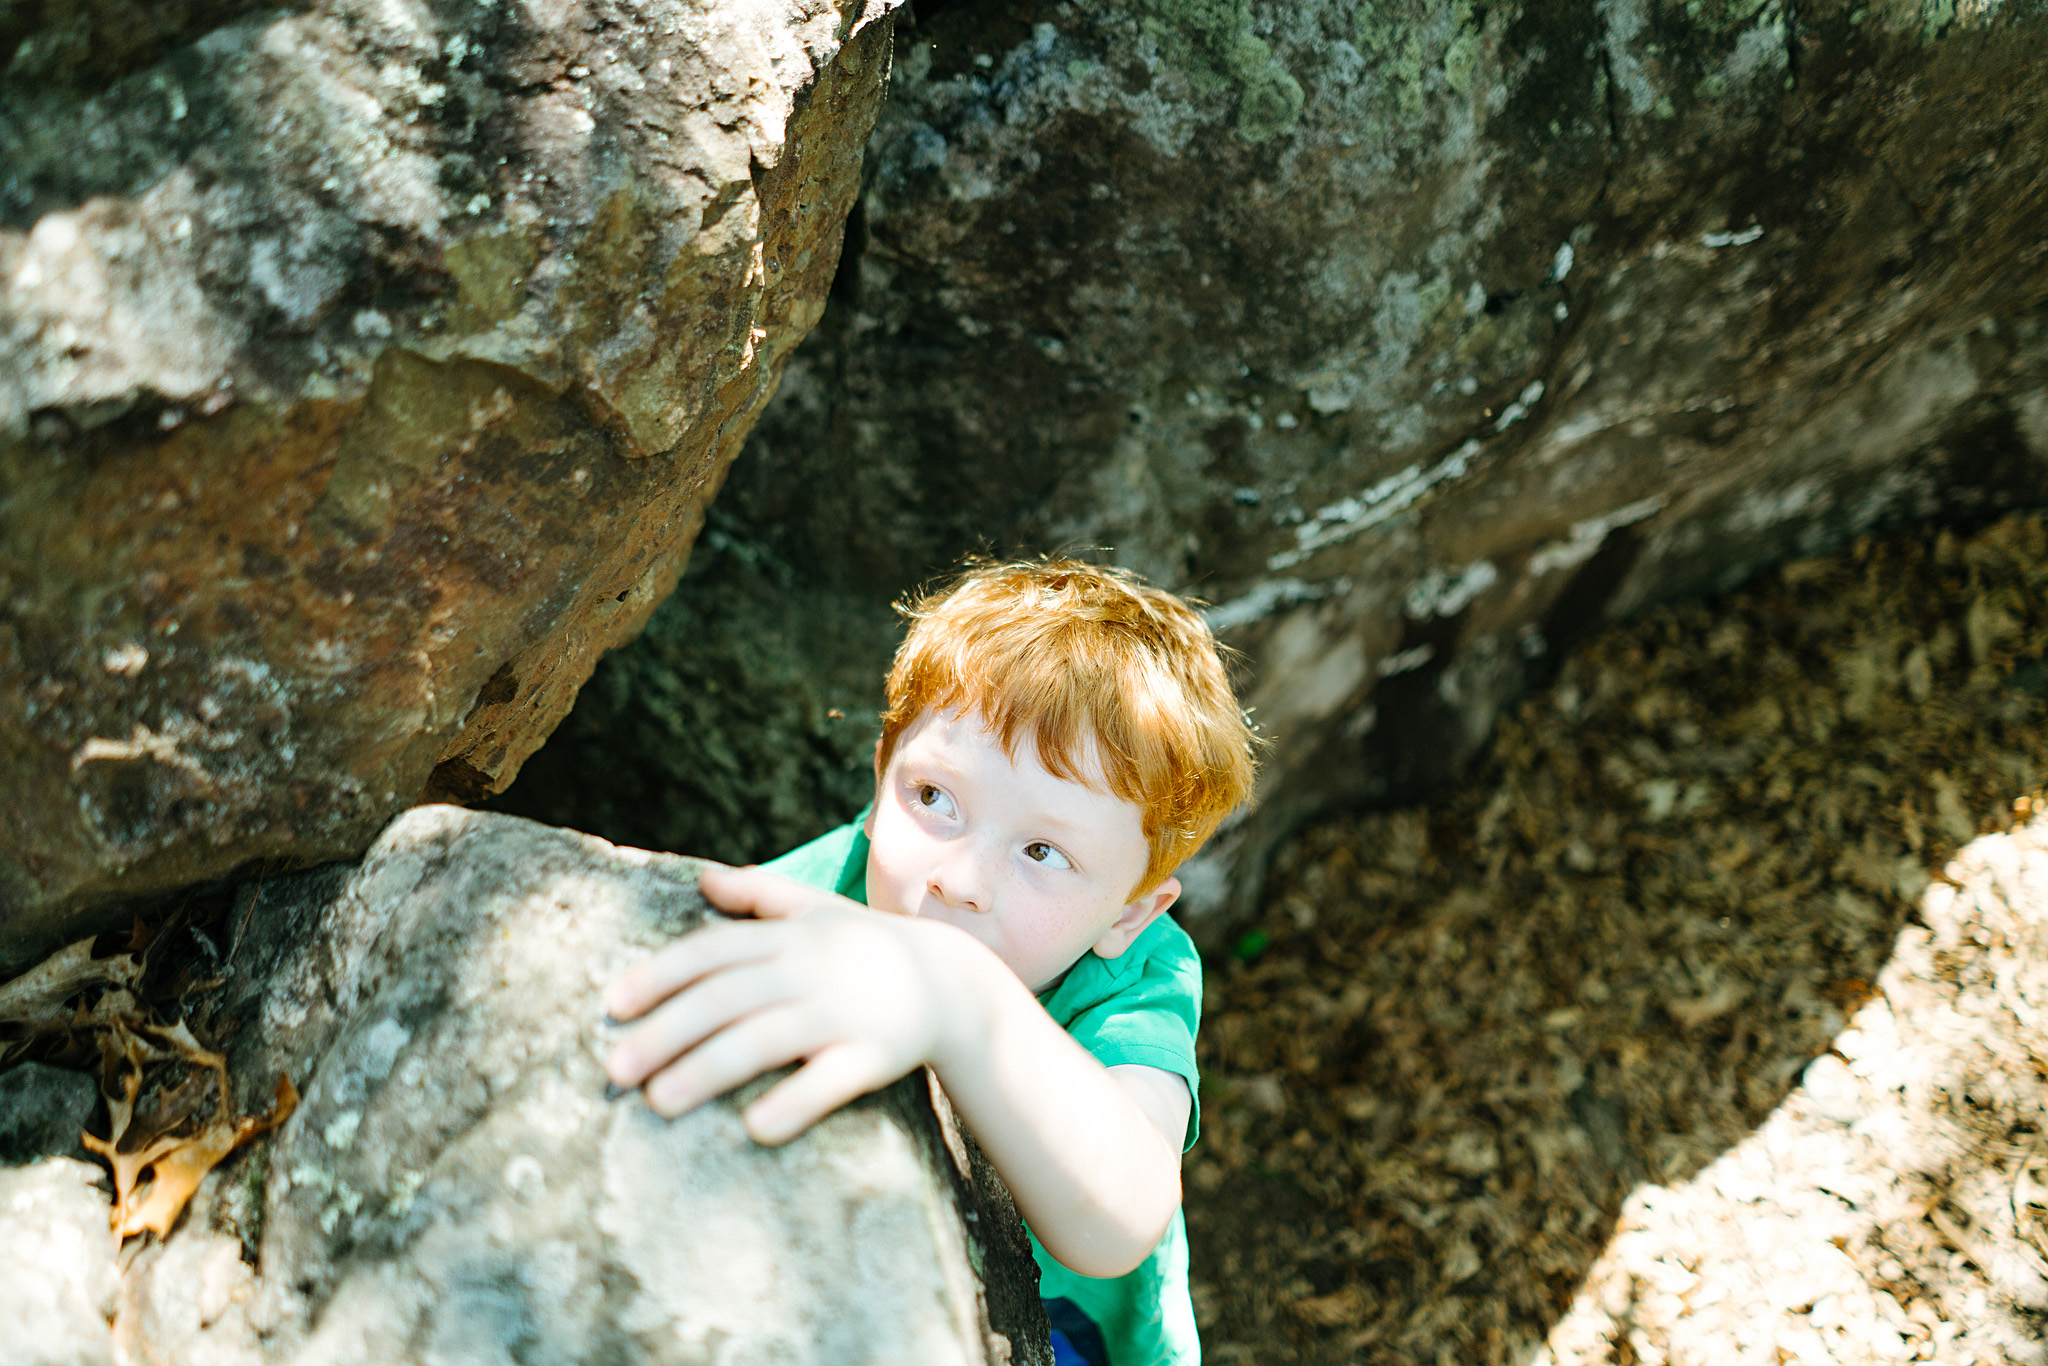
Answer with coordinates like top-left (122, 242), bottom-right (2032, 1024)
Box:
top-left (604, 1082), bottom-right (631, 1102)
top-left (602, 1013), bottom-right (624, 1028)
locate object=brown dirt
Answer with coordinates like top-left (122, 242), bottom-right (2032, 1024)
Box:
top-left (1186, 512), bottom-right (2048, 1365)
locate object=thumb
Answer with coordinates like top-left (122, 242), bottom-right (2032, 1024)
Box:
top-left (698, 863), bottom-right (823, 921)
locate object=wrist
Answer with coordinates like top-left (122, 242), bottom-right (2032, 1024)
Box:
top-left (911, 920), bottom-right (1007, 1077)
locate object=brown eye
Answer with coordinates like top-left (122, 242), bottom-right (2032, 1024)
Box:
top-left (1023, 842), bottom-right (1072, 870)
top-left (913, 784), bottom-right (956, 818)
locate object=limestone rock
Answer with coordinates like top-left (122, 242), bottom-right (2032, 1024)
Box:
top-left (0, 1158), bottom-right (122, 1366)
top-left (109, 806), bottom-right (1046, 1365)
top-left (0, 0), bottom-right (901, 967)
top-left (504, 0), bottom-right (2048, 930)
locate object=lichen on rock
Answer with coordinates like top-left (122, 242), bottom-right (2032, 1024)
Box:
top-left (1139, 0), bottom-right (1306, 141)
top-left (0, 0), bottom-right (904, 968)
top-left (0, 808), bottom-right (1050, 1364)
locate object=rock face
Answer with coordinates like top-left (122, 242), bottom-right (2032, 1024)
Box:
top-left (0, 807), bottom-right (1049, 1365)
top-left (502, 0), bottom-right (2048, 928)
top-left (0, 0), bottom-right (900, 968)
top-left (0, 1158), bottom-right (121, 1366)
top-left (0, 1060), bottom-right (97, 1164)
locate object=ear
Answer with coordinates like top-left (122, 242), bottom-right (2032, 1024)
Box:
top-left (1091, 876), bottom-right (1180, 961)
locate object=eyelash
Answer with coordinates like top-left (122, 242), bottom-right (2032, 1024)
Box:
top-left (1024, 841), bottom-right (1071, 870)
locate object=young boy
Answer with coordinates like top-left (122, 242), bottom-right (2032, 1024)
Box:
top-left (602, 559), bottom-right (1258, 1366)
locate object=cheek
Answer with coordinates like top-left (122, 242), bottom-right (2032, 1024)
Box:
top-left (868, 842), bottom-right (910, 895)
top-left (1016, 885), bottom-right (1105, 945)
top-left (866, 813), bottom-right (929, 902)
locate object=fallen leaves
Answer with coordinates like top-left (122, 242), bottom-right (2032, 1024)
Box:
top-left (74, 1014), bottom-right (297, 1243)
top-left (0, 917), bottom-right (295, 1244)
top-left (1188, 512), bottom-right (2048, 1364)
top-left (0, 938), bottom-right (141, 1056)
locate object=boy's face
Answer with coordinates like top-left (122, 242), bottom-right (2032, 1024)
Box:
top-left (863, 708), bottom-right (1180, 993)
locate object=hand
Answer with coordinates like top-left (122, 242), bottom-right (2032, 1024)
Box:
top-left (602, 864), bottom-right (963, 1144)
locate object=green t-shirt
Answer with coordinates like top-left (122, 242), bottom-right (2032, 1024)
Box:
top-left (764, 815), bottom-right (1204, 1366)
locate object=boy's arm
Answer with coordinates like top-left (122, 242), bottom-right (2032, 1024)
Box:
top-left (602, 863), bottom-right (1185, 1279)
top-left (921, 971), bottom-right (1188, 1279)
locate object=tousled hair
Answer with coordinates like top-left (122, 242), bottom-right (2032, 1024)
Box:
top-left (878, 557), bottom-right (1259, 897)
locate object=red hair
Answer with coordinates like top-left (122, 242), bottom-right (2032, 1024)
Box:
top-left (879, 558), bottom-right (1258, 896)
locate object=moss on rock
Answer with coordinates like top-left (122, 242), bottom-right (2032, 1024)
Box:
top-left (1141, 0), bottom-right (1305, 141)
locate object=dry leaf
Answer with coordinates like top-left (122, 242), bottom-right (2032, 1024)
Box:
top-left (1291, 1284), bottom-right (1372, 1327)
top-left (1189, 511), bottom-right (2048, 1363)
top-left (0, 937), bottom-right (140, 1027)
top-left (2, 912), bottom-right (297, 1245)
top-left (83, 1074), bottom-right (297, 1242)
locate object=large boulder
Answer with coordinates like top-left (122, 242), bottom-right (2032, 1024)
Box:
top-left (501, 0), bottom-right (2048, 927)
top-left (0, 0), bottom-right (900, 968)
top-left (0, 807), bottom-right (1049, 1365)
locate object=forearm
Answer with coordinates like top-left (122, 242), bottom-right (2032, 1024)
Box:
top-left (924, 933), bottom-right (1183, 1279)
top-left (603, 867), bottom-right (1186, 1277)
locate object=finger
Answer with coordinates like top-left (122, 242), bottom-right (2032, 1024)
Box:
top-left (742, 1043), bottom-right (896, 1146)
top-left (604, 918), bottom-right (786, 1021)
top-left (641, 1005), bottom-right (827, 1119)
top-left (698, 864), bottom-right (831, 922)
top-left (606, 961), bottom-right (800, 1088)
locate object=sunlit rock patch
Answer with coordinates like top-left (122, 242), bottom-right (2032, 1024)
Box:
top-left (0, 809), bottom-right (1045, 1365)
top-left (1186, 511), bottom-right (2048, 1363)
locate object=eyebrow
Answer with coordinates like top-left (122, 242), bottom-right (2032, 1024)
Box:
top-left (1026, 809), bottom-right (1091, 839)
top-left (897, 749), bottom-right (966, 785)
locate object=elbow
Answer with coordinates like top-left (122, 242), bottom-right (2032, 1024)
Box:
top-left (1046, 1188), bottom-right (1180, 1280)
top-left (1062, 1241), bottom-right (1155, 1280)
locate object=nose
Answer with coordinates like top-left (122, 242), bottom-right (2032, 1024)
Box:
top-left (926, 848), bottom-right (990, 914)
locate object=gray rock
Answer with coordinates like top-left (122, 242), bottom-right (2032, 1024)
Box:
top-left (133, 806), bottom-right (1045, 1365)
top-left (0, 1158), bottom-right (121, 1366)
top-left (0, 1062), bottom-right (98, 1165)
top-left (0, 0), bottom-right (902, 967)
top-left (503, 0), bottom-right (2048, 933)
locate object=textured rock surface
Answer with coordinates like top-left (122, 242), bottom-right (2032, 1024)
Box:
top-left (0, 1059), bottom-right (96, 1164)
top-left (504, 0), bottom-right (2048, 928)
top-left (3, 807), bottom-right (1048, 1364)
top-left (0, 0), bottom-right (900, 966)
top-left (0, 1158), bottom-right (122, 1366)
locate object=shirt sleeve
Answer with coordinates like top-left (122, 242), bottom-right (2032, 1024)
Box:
top-left (759, 813), bottom-right (870, 902)
top-left (1053, 922), bottom-right (1203, 1151)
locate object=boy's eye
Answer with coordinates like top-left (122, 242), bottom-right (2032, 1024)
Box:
top-left (914, 784), bottom-right (956, 817)
top-left (1023, 841), bottom-right (1072, 870)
